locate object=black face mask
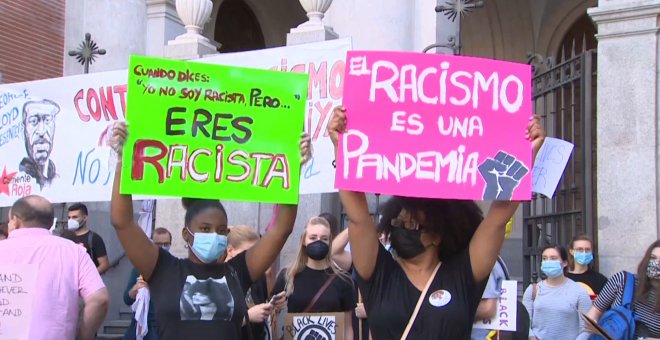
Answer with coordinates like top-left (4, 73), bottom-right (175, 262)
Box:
top-left (305, 240), bottom-right (329, 260)
top-left (390, 227), bottom-right (426, 259)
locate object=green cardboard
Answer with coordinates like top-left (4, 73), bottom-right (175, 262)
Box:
top-left (121, 55), bottom-right (308, 204)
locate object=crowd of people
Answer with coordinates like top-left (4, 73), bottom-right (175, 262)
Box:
top-left (1, 109), bottom-right (659, 340)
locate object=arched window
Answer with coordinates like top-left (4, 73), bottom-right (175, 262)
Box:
top-left (214, 0), bottom-right (266, 53)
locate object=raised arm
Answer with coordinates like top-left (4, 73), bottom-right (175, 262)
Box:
top-left (469, 116), bottom-right (545, 282)
top-left (331, 228), bottom-right (353, 271)
top-left (110, 122), bottom-right (160, 281)
top-left (245, 133), bottom-right (310, 282)
top-left (328, 107), bottom-right (380, 280)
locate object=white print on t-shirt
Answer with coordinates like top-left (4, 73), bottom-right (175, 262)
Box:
top-left (428, 289), bottom-right (452, 307)
top-left (180, 275), bottom-right (235, 321)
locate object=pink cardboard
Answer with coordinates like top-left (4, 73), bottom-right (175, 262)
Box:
top-left (337, 51), bottom-right (532, 200)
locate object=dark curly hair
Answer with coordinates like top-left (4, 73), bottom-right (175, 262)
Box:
top-left (378, 196), bottom-right (483, 261)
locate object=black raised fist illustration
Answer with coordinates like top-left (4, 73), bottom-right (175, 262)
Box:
top-left (478, 151), bottom-right (529, 200)
top-left (304, 329), bottom-right (327, 340)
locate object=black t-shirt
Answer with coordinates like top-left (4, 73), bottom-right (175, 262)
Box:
top-left (72, 230), bottom-right (107, 267)
top-left (358, 245), bottom-right (486, 339)
top-left (148, 248), bottom-right (252, 340)
top-left (272, 266), bottom-right (355, 313)
top-left (566, 268), bottom-right (608, 295)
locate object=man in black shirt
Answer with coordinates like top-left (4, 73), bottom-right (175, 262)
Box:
top-left (67, 203), bottom-right (109, 274)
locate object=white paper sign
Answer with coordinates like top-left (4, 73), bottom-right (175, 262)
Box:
top-left (473, 279), bottom-right (517, 331)
top-left (531, 137), bottom-right (574, 198)
top-left (0, 265), bottom-right (38, 340)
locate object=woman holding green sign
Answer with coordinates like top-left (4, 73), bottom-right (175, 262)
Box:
top-left (109, 121), bottom-right (311, 340)
top-left (327, 106), bottom-right (546, 339)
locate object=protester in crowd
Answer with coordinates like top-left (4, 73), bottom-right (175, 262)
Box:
top-left (0, 222), bottom-right (7, 240)
top-left (471, 256), bottom-right (509, 340)
top-left (326, 106), bottom-right (546, 338)
top-left (226, 225), bottom-right (276, 340)
top-left (566, 234), bottom-right (608, 300)
top-left (67, 202), bottom-right (109, 274)
top-left (0, 195), bottom-right (108, 340)
top-left (110, 121), bottom-right (310, 339)
top-left (584, 239), bottom-right (660, 338)
top-left (122, 227), bottom-right (172, 340)
top-left (272, 216), bottom-right (355, 340)
top-left (522, 244), bottom-right (592, 340)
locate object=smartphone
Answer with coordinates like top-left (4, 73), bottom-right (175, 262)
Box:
top-left (269, 291), bottom-right (285, 304)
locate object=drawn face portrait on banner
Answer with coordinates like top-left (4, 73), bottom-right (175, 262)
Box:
top-left (180, 276), bottom-right (234, 321)
top-left (18, 99), bottom-right (60, 189)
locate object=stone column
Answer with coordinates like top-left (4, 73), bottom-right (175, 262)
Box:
top-left (287, 0), bottom-right (338, 45)
top-left (325, 0), bottom-right (414, 51)
top-left (588, 0), bottom-right (660, 276)
top-left (163, 0), bottom-right (218, 60)
top-left (146, 0), bottom-right (185, 57)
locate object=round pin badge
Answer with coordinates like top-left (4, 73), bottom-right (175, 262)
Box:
top-left (428, 289), bottom-right (452, 307)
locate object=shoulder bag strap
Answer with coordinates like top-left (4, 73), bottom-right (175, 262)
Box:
top-left (532, 282), bottom-right (537, 301)
top-left (400, 262), bottom-right (441, 340)
top-left (303, 274), bottom-right (337, 313)
top-left (621, 271), bottom-right (635, 308)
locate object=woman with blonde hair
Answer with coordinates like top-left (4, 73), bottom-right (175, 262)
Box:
top-left (271, 216), bottom-right (355, 339)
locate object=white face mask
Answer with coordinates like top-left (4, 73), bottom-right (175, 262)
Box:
top-left (67, 219), bottom-right (81, 231)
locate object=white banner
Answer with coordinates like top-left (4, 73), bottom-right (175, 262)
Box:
top-left (0, 38), bottom-right (351, 207)
top-left (473, 279), bottom-right (518, 332)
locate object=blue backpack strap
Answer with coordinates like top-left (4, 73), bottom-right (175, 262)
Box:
top-left (621, 271), bottom-right (635, 309)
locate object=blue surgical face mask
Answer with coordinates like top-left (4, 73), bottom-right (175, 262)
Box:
top-left (186, 228), bottom-right (227, 264)
top-left (574, 252), bottom-right (593, 266)
top-left (541, 260), bottom-right (564, 278)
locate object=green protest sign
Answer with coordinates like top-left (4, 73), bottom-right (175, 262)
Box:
top-left (120, 55), bottom-right (309, 204)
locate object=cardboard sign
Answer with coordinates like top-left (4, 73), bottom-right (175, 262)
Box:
top-left (337, 51), bottom-right (533, 200)
top-left (580, 313), bottom-right (614, 340)
top-left (284, 312), bottom-right (345, 340)
top-left (473, 280), bottom-right (518, 331)
top-left (0, 265), bottom-right (38, 340)
top-left (0, 38), bottom-right (350, 207)
top-left (531, 137), bottom-right (574, 198)
top-left (121, 56), bottom-right (308, 204)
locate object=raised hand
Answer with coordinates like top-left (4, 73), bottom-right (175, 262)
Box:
top-left (327, 106), bottom-right (347, 148)
top-left (528, 115), bottom-right (546, 159)
top-left (300, 132), bottom-right (312, 166)
top-left (247, 303), bottom-right (273, 323)
top-left (111, 121), bottom-right (128, 156)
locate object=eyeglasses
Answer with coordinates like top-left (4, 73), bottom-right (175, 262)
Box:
top-left (573, 247), bottom-right (592, 253)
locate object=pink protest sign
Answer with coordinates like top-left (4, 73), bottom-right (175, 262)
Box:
top-left (336, 51), bottom-right (533, 200)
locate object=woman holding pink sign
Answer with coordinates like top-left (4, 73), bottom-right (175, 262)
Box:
top-left (327, 106), bottom-right (546, 339)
